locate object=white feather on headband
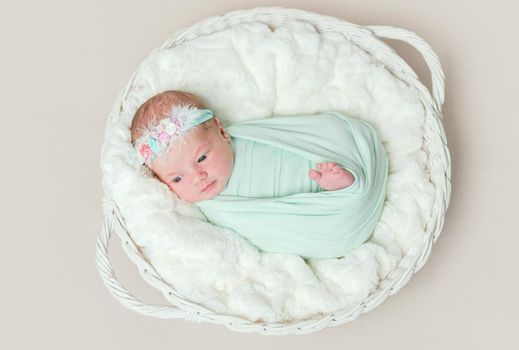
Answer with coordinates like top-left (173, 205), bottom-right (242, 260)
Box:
top-left (135, 104), bottom-right (214, 165)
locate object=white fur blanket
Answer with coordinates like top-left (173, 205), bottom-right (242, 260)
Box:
top-left (102, 20), bottom-right (434, 323)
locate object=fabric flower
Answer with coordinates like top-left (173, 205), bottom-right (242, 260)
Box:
top-left (165, 122), bottom-right (178, 135)
top-left (155, 124), bottom-right (165, 134)
top-left (139, 144), bottom-right (152, 162)
top-left (172, 117), bottom-right (183, 130)
top-left (158, 132), bottom-right (170, 145)
top-left (148, 138), bottom-right (160, 154)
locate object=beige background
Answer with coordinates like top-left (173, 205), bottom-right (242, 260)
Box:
top-left (1, 0), bottom-right (518, 349)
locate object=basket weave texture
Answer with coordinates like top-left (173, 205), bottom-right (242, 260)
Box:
top-left (96, 6), bottom-right (450, 335)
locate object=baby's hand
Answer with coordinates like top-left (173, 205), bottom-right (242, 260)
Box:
top-left (308, 162), bottom-right (355, 190)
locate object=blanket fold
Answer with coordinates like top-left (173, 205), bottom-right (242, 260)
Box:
top-left (196, 112), bottom-right (388, 259)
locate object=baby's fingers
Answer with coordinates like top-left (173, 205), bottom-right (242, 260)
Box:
top-left (308, 169), bottom-right (321, 181)
top-left (326, 161), bottom-right (335, 169)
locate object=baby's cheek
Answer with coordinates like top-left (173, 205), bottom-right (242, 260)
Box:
top-left (169, 182), bottom-right (183, 195)
top-left (170, 186), bottom-right (185, 199)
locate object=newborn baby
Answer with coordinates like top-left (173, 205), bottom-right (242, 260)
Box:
top-left (131, 91), bottom-right (355, 202)
top-left (131, 90), bottom-right (388, 259)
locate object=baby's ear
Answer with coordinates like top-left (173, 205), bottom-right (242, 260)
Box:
top-left (213, 116), bottom-right (223, 128)
top-left (214, 117), bottom-right (231, 142)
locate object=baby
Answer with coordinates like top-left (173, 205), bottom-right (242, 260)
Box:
top-left (131, 90), bottom-right (355, 203)
top-left (131, 90), bottom-right (388, 259)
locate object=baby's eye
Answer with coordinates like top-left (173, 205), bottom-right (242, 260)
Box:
top-left (197, 154), bottom-right (207, 163)
top-left (172, 176), bottom-right (182, 183)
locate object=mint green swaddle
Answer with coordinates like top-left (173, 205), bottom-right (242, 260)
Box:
top-left (196, 112), bottom-right (388, 259)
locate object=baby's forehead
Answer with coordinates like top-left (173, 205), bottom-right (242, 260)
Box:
top-left (185, 126), bottom-right (212, 147)
top-left (169, 129), bottom-right (211, 159)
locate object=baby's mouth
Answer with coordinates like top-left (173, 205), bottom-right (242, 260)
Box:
top-left (201, 180), bottom-right (216, 193)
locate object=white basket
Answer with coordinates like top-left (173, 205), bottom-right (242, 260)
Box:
top-left (96, 7), bottom-right (450, 335)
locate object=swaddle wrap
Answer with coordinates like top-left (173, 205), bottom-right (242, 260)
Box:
top-left (196, 112), bottom-right (388, 259)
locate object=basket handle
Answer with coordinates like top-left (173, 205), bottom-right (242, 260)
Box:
top-left (367, 25), bottom-right (445, 113)
top-left (96, 215), bottom-right (184, 319)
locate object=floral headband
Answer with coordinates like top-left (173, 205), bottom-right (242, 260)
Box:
top-left (135, 104), bottom-right (214, 165)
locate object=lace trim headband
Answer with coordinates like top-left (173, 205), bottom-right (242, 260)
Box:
top-left (135, 104), bottom-right (213, 165)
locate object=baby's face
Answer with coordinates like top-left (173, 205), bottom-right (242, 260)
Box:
top-left (150, 118), bottom-right (234, 203)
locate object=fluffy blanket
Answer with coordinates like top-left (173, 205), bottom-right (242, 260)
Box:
top-left (102, 20), bottom-right (434, 323)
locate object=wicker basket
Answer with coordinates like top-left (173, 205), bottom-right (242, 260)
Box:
top-left (96, 7), bottom-right (450, 335)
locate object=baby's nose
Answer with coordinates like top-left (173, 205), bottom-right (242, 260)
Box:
top-left (195, 170), bottom-right (208, 183)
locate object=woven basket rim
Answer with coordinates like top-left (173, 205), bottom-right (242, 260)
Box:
top-left (97, 6), bottom-right (450, 335)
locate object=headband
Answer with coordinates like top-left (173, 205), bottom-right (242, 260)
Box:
top-left (135, 104), bottom-right (214, 165)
